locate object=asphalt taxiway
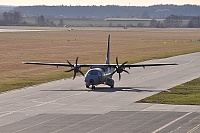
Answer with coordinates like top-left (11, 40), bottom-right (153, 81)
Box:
top-left (0, 52), bottom-right (200, 133)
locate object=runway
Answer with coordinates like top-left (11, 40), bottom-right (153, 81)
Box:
top-left (0, 52), bottom-right (200, 133)
top-left (0, 29), bottom-right (46, 32)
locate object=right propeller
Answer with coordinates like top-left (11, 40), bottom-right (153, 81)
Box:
top-left (66, 57), bottom-right (84, 79)
top-left (111, 57), bottom-right (129, 80)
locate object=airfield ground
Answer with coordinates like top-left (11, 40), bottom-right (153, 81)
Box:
top-left (138, 77), bottom-right (200, 105)
top-left (0, 26), bottom-right (200, 94)
top-left (0, 52), bottom-right (200, 132)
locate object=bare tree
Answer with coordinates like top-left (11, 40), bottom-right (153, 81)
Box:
top-left (35, 15), bottom-right (46, 26)
top-left (58, 19), bottom-right (64, 27)
top-left (188, 16), bottom-right (200, 28)
top-left (164, 14), bottom-right (183, 28)
top-left (2, 11), bottom-right (22, 25)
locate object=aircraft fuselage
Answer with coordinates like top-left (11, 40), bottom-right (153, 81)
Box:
top-left (84, 67), bottom-right (114, 89)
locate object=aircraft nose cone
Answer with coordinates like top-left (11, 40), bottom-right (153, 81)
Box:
top-left (89, 79), bottom-right (94, 83)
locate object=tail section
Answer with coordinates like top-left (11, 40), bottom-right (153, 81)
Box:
top-left (106, 34), bottom-right (110, 64)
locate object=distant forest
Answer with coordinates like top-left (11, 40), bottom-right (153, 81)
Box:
top-left (0, 5), bottom-right (200, 28)
top-left (13, 5), bottom-right (200, 19)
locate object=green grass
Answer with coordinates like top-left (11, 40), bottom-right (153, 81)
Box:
top-left (0, 69), bottom-right (88, 93)
top-left (0, 71), bottom-right (66, 92)
top-left (138, 78), bottom-right (200, 105)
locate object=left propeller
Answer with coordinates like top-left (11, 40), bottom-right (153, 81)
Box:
top-left (66, 57), bottom-right (84, 79)
top-left (111, 57), bottom-right (129, 80)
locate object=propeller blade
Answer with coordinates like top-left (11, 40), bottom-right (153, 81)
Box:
top-left (119, 73), bottom-right (121, 80)
top-left (65, 69), bottom-right (74, 72)
top-left (75, 57), bottom-right (78, 66)
top-left (121, 61), bottom-right (128, 66)
top-left (67, 60), bottom-right (73, 67)
top-left (123, 69), bottom-right (130, 74)
top-left (73, 71), bottom-right (77, 79)
top-left (111, 70), bottom-right (117, 75)
top-left (108, 34), bottom-right (110, 46)
top-left (78, 70), bottom-right (85, 76)
top-left (116, 57), bottom-right (119, 66)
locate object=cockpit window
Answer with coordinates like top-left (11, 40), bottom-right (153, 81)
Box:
top-left (90, 70), bottom-right (98, 75)
top-left (88, 70), bottom-right (102, 76)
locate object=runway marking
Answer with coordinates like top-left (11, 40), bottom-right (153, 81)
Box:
top-left (0, 91), bottom-right (86, 118)
top-left (0, 90), bottom-right (42, 104)
top-left (187, 124), bottom-right (200, 133)
top-left (12, 114), bottom-right (66, 133)
top-left (51, 115), bottom-right (100, 133)
top-left (152, 112), bottom-right (192, 133)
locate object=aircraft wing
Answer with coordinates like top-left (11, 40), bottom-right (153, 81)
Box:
top-left (122, 63), bottom-right (178, 68)
top-left (23, 61), bottom-right (177, 80)
top-left (23, 62), bottom-right (73, 67)
top-left (23, 62), bottom-right (111, 67)
top-left (23, 62), bottom-right (177, 68)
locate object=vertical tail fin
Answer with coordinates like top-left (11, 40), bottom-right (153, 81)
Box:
top-left (106, 34), bottom-right (110, 64)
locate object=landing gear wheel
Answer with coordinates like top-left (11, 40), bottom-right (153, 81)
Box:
top-left (110, 85), bottom-right (114, 88)
top-left (86, 85), bottom-right (89, 88)
top-left (92, 85), bottom-right (95, 90)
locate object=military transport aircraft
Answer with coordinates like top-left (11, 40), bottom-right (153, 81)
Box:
top-left (23, 34), bottom-right (177, 90)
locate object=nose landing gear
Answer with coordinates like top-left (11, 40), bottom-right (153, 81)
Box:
top-left (91, 85), bottom-right (95, 90)
top-left (86, 85), bottom-right (96, 90)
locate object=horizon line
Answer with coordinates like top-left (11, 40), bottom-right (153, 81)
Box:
top-left (0, 4), bottom-right (200, 7)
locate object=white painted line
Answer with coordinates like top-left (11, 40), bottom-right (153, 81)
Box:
top-left (187, 124), bottom-right (200, 133)
top-left (0, 91), bottom-right (86, 118)
top-left (12, 114), bottom-right (66, 133)
top-left (152, 112), bottom-right (192, 133)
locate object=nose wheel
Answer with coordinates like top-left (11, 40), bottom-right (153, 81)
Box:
top-left (86, 85), bottom-right (89, 88)
top-left (91, 85), bottom-right (95, 90)
top-left (85, 85), bottom-right (95, 90)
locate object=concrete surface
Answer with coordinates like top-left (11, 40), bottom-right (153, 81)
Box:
top-left (0, 52), bottom-right (200, 133)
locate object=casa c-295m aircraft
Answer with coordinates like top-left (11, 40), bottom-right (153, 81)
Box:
top-left (23, 34), bottom-right (177, 90)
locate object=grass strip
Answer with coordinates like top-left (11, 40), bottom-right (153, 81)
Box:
top-left (0, 71), bottom-right (71, 93)
top-left (0, 69), bottom-right (88, 93)
top-left (138, 77), bottom-right (200, 105)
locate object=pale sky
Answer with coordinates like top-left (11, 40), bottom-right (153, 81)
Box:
top-left (1, 0), bottom-right (200, 6)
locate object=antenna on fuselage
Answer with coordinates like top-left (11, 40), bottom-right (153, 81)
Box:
top-left (106, 34), bottom-right (110, 64)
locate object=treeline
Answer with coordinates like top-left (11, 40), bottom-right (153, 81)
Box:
top-left (0, 11), bottom-right (64, 26)
top-left (149, 15), bottom-right (200, 28)
top-left (14, 5), bottom-right (200, 19)
top-left (35, 15), bottom-right (64, 26)
top-left (187, 16), bottom-right (200, 28)
top-left (0, 11), bottom-right (23, 25)
top-left (0, 11), bottom-right (200, 28)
